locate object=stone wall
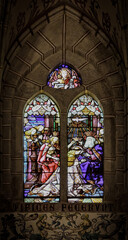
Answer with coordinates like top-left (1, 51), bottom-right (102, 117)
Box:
top-left (0, 1), bottom-right (128, 239)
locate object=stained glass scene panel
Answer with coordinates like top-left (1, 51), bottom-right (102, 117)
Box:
top-left (47, 64), bottom-right (81, 89)
top-left (24, 94), bottom-right (60, 203)
top-left (67, 94), bottom-right (104, 203)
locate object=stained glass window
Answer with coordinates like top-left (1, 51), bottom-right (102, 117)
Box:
top-left (67, 94), bottom-right (104, 203)
top-left (24, 93), bottom-right (60, 203)
top-left (47, 64), bottom-right (81, 89)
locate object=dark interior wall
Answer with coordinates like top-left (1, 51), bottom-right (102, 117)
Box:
top-left (0, 0), bottom-right (128, 239)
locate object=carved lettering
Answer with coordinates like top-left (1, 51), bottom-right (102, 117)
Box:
top-left (7, 203), bottom-right (114, 212)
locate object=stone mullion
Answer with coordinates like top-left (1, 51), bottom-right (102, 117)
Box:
top-left (0, 99), bottom-right (2, 154)
top-left (120, 0), bottom-right (128, 195)
top-left (60, 112), bottom-right (67, 202)
top-left (104, 116), bottom-right (116, 202)
top-left (124, 113), bottom-right (127, 191)
top-left (124, 86), bottom-right (128, 191)
top-left (115, 109), bottom-right (125, 197)
top-left (1, 96), bottom-right (12, 201)
top-left (11, 115), bottom-right (23, 201)
top-left (0, 99), bottom-right (2, 203)
top-left (123, 75), bottom-right (127, 193)
top-left (126, 94), bottom-right (128, 192)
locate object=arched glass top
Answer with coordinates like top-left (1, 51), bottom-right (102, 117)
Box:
top-left (67, 94), bottom-right (104, 203)
top-left (68, 94), bottom-right (103, 118)
top-left (23, 93), bottom-right (60, 203)
top-left (47, 64), bottom-right (82, 89)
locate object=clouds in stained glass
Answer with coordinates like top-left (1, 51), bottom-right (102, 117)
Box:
top-left (67, 94), bottom-right (104, 203)
top-left (24, 94), bottom-right (60, 203)
top-left (47, 64), bottom-right (81, 89)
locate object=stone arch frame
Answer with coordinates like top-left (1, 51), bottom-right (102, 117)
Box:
top-left (1, 4), bottom-right (125, 209)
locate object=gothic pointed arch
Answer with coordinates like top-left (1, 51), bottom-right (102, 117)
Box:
top-left (67, 91), bottom-right (104, 203)
top-left (23, 92), bottom-right (60, 203)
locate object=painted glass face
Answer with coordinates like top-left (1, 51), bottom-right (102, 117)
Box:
top-left (47, 64), bottom-right (81, 89)
top-left (24, 94), bottom-right (60, 203)
top-left (67, 94), bottom-right (104, 203)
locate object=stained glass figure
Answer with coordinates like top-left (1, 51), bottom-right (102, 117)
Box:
top-left (47, 64), bottom-right (81, 89)
top-left (24, 94), bottom-right (60, 203)
top-left (67, 94), bottom-right (104, 203)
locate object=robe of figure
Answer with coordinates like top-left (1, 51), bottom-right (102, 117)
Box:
top-left (37, 143), bottom-right (58, 184)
